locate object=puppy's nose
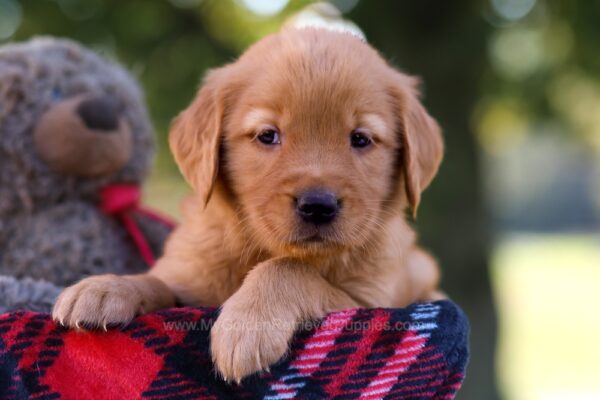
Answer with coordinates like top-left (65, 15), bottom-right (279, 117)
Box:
top-left (76, 96), bottom-right (119, 131)
top-left (296, 189), bottom-right (339, 225)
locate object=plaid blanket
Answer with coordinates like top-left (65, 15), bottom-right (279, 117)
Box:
top-left (0, 301), bottom-right (468, 399)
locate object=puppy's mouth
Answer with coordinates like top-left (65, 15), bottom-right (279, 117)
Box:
top-left (288, 226), bottom-right (344, 249)
top-left (301, 234), bottom-right (326, 243)
top-left (294, 233), bottom-right (328, 244)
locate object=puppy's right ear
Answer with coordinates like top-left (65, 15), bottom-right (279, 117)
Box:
top-left (169, 67), bottom-right (230, 207)
top-left (388, 72), bottom-right (444, 218)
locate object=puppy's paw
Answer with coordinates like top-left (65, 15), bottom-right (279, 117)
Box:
top-left (210, 302), bottom-right (295, 384)
top-left (52, 274), bottom-right (143, 330)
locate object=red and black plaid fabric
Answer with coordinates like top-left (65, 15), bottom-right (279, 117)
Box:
top-left (0, 301), bottom-right (468, 399)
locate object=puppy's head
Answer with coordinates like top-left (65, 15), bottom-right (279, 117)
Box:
top-left (170, 29), bottom-right (443, 257)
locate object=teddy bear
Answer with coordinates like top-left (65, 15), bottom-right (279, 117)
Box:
top-left (0, 37), bottom-right (174, 313)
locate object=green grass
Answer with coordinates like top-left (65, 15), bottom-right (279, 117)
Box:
top-left (493, 233), bottom-right (600, 400)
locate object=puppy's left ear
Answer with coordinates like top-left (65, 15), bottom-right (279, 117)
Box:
top-left (389, 72), bottom-right (444, 217)
top-left (169, 67), bottom-right (232, 207)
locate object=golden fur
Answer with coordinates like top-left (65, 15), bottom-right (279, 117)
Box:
top-left (53, 28), bottom-right (444, 383)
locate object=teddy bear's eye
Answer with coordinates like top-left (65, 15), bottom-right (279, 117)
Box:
top-left (50, 86), bottom-right (63, 101)
top-left (257, 128), bottom-right (281, 145)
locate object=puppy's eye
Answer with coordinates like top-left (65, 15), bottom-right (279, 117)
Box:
top-left (257, 128), bottom-right (281, 145)
top-left (350, 130), bottom-right (372, 149)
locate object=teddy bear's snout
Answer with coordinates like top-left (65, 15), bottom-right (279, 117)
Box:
top-left (34, 95), bottom-right (133, 177)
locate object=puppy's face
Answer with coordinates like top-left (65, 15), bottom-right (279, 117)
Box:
top-left (171, 29), bottom-right (443, 257)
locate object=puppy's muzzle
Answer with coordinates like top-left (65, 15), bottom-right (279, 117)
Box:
top-left (295, 189), bottom-right (339, 225)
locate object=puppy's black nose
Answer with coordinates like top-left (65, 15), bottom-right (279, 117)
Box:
top-left (296, 189), bottom-right (339, 225)
top-left (76, 96), bottom-right (119, 131)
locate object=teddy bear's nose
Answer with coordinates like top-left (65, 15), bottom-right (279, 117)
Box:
top-left (76, 96), bottom-right (120, 131)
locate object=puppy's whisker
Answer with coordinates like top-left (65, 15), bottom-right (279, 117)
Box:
top-left (238, 214), bottom-right (276, 265)
top-left (364, 210), bottom-right (406, 258)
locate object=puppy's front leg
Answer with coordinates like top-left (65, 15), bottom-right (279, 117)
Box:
top-left (210, 257), bottom-right (359, 383)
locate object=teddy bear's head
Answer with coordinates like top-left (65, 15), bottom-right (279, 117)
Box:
top-left (0, 37), bottom-right (154, 216)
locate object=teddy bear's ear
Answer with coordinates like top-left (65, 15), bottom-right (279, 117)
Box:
top-left (169, 67), bottom-right (232, 207)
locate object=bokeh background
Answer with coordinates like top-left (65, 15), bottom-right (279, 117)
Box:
top-left (2, 0), bottom-right (599, 398)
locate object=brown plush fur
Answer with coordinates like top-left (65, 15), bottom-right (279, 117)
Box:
top-left (53, 28), bottom-right (444, 383)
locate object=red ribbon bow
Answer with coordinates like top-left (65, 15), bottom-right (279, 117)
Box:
top-left (99, 184), bottom-right (176, 267)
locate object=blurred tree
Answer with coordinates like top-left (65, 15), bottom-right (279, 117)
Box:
top-left (478, 0), bottom-right (600, 152)
top-left (476, 0), bottom-right (600, 233)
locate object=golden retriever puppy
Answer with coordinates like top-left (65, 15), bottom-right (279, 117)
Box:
top-left (53, 27), bottom-right (444, 383)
